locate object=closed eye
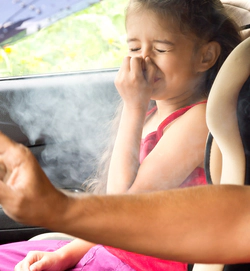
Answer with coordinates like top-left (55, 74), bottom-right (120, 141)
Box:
top-left (156, 49), bottom-right (166, 53)
top-left (129, 48), bottom-right (141, 52)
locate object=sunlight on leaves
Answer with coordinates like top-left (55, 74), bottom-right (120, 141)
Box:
top-left (0, 0), bottom-right (128, 77)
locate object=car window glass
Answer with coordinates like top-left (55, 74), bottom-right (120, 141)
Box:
top-left (0, 0), bottom-right (127, 78)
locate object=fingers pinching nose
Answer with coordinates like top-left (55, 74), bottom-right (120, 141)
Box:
top-left (141, 57), bottom-right (146, 72)
top-left (142, 56), bottom-right (151, 79)
top-left (145, 56), bottom-right (152, 64)
top-left (144, 56), bottom-right (157, 82)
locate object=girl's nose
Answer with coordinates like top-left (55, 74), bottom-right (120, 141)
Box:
top-left (141, 48), bottom-right (150, 59)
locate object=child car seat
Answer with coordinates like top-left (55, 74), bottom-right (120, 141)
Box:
top-left (204, 78), bottom-right (250, 271)
top-left (191, 1), bottom-right (250, 270)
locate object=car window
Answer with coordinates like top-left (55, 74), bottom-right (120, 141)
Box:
top-left (0, 0), bottom-right (127, 78)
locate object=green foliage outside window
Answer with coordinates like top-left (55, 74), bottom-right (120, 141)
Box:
top-left (0, 0), bottom-right (128, 77)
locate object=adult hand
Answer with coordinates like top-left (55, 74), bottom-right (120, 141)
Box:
top-left (115, 56), bottom-right (157, 110)
top-left (15, 251), bottom-right (66, 271)
top-left (0, 132), bottom-right (67, 227)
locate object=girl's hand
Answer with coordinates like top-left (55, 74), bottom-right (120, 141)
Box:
top-left (115, 56), bottom-right (157, 110)
top-left (15, 251), bottom-right (66, 271)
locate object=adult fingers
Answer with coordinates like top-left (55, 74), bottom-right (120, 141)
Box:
top-left (0, 132), bottom-right (29, 184)
top-left (0, 180), bottom-right (13, 207)
top-left (0, 131), bottom-right (16, 153)
top-left (0, 161), bottom-right (6, 181)
top-left (0, 183), bottom-right (12, 218)
top-left (0, 132), bottom-right (15, 182)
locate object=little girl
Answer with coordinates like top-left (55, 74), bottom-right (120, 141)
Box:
top-left (0, 0), bottom-right (242, 271)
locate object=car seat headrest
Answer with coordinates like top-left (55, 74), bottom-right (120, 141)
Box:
top-left (205, 77), bottom-right (250, 185)
top-left (221, 0), bottom-right (250, 28)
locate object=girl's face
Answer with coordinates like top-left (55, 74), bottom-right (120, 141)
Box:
top-left (126, 9), bottom-right (205, 102)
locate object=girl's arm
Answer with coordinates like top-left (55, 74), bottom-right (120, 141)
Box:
top-left (15, 239), bottom-right (95, 271)
top-left (107, 56), bottom-right (157, 193)
top-left (206, 37), bottom-right (250, 185)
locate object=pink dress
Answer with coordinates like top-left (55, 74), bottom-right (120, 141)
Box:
top-left (0, 101), bottom-right (207, 271)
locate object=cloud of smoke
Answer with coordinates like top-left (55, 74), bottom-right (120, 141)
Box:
top-left (0, 70), bottom-right (120, 189)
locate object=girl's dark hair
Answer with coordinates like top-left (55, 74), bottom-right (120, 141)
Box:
top-left (83, 101), bottom-right (123, 194)
top-left (126, 0), bottom-right (242, 95)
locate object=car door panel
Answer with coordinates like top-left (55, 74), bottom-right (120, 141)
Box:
top-left (0, 68), bottom-right (119, 244)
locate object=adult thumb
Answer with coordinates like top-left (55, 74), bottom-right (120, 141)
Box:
top-left (0, 180), bottom-right (11, 207)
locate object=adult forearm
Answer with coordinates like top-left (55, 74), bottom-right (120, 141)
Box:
top-left (48, 185), bottom-right (250, 264)
top-left (0, 135), bottom-right (249, 265)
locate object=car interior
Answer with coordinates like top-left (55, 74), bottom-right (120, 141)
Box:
top-left (0, 0), bottom-right (249, 271)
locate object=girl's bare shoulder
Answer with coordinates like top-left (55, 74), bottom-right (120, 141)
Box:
top-left (177, 101), bottom-right (207, 123)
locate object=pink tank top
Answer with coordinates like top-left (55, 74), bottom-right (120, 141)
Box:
top-left (140, 101), bottom-right (207, 187)
top-left (106, 101), bottom-right (207, 271)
